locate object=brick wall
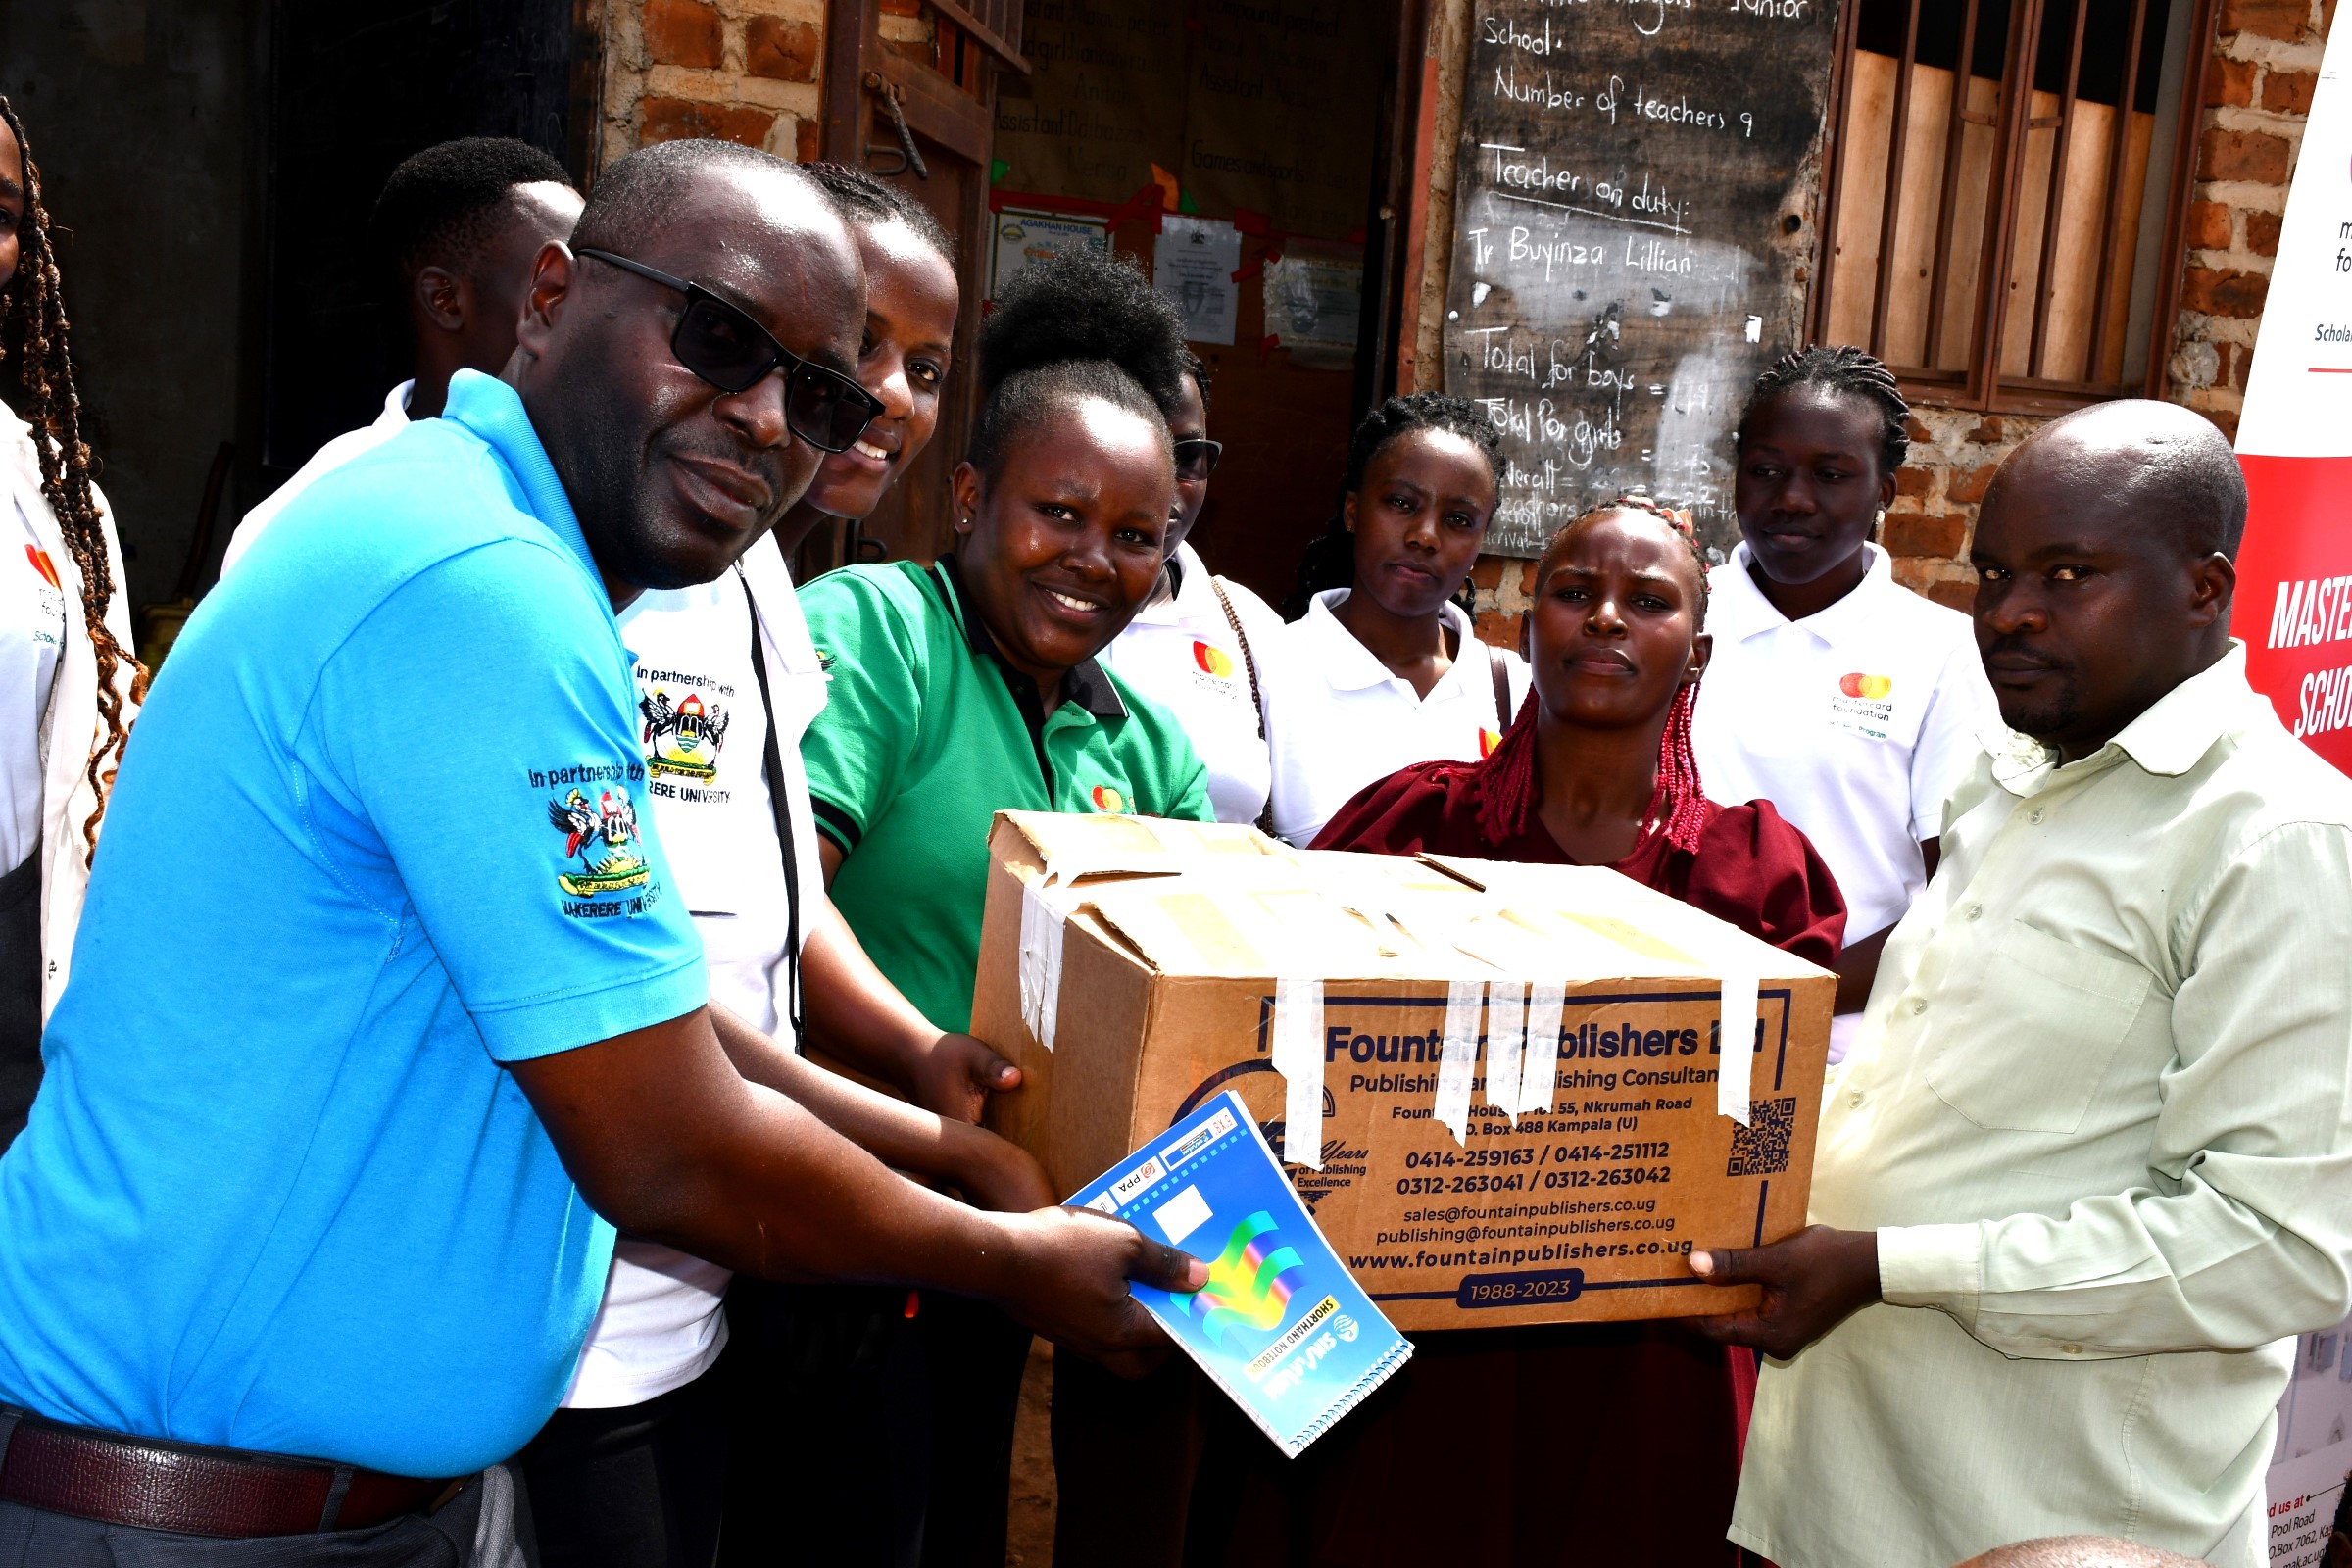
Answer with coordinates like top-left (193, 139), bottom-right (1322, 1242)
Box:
top-left (591, 0), bottom-right (828, 170)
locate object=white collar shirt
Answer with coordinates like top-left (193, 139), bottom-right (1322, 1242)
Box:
top-left (1734, 644), bottom-right (2352, 1568)
top-left (1, 413), bottom-right (140, 1021)
top-left (1691, 542), bottom-right (1996, 936)
top-left (565, 532), bottom-right (827, 1412)
top-left (1262, 588), bottom-right (1529, 846)
top-left (1099, 542), bottom-right (1285, 825)
top-left (220, 381), bottom-right (414, 578)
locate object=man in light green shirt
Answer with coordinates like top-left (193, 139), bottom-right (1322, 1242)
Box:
top-left (1691, 400), bottom-right (2352, 1568)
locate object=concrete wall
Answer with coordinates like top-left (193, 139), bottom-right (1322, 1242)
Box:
top-left (0, 0), bottom-right (264, 609)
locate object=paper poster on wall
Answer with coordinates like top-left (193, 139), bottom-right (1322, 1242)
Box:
top-left (992, 210), bottom-right (1109, 302)
top-left (1153, 215), bottom-right (1241, 346)
top-left (2231, 13), bottom-right (2352, 775)
top-left (1263, 251), bottom-right (1362, 370)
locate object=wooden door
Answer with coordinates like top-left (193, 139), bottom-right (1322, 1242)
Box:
top-left (802, 0), bottom-right (1020, 575)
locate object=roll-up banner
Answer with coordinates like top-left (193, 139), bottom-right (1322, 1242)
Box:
top-left (2236, 19), bottom-right (2352, 775)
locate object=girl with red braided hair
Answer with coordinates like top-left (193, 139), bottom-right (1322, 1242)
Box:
top-left (0, 96), bottom-right (142, 1150)
top-left (1250, 497), bottom-right (1843, 1568)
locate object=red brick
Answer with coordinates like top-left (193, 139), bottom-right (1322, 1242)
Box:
top-left (1473, 610), bottom-right (1522, 650)
top-left (2233, 343), bottom-right (2257, 389)
top-left (794, 114), bottom-right (820, 164)
top-left (2204, 56), bottom-right (2257, 107)
top-left (1924, 577), bottom-right (1978, 613)
top-left (1470, 556), bottom-right (1504, 589)
top-left (2262, 69), bottom-right (2319, 114)
top-left (1884, 511), bottom-right (1968, 561)
top-left (639, 96), bottom-right (776, 149)
top-left (881, 0), bottom-right (923, 12)
top-left (2220, 0), bottom-right (2314, 40)
top-left (2203, 405), bottom-right (2242, 442)
top-left (1946, 462), bottom-right (2000, 505)
top-left (1519, 561), bottom-right (1540, 598)
top-left (643, 0), bottom-right (723, 68)
top-left (2248, 209), bottom-right (2283, 256)
top-left (2199, 127), bottom-right (2293, 184)
top-left (1904, 416), bottom-right (1933, 443)
top-left (1965, 416), bottom-right (2006, 445)
top-left (2180, 265), bottom-right (2271, 318)
top-left (2186, 199), bottom-right (2233, 251)
top-left (1894, 465), bottom-right (1933, 498)
top-left (746, 17), bottom-right (820, 81)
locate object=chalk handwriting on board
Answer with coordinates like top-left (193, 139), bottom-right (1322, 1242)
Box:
top-left (1444, 0), bottom-right (1842, 556)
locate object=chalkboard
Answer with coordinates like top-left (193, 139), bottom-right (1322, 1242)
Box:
top-left (1442, 1), bottom-right (1843, 557)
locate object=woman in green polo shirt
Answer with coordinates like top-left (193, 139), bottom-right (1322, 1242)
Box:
top-left (795, 249), bottom-right (1208, 1568)
top-left (799, 251), bottom-right (1209, 1036)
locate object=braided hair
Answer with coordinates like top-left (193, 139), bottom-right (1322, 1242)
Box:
top-left (1283, 392), bottom-right (1503, 619)
top-left (1473, 493), bottom-right (1712, 858)
top-left (0, 95), bottom-right (145, 863)
top-left (1736, 344), bottom-right (1910, 478)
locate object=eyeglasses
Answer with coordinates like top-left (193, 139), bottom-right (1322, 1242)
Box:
top-left (574, 248), bottom-right (885, 455)
top-left (1174, 438), bottom-right (1223, 483)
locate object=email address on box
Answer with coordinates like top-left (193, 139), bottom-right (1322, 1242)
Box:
top-left (1377, 1199), bottom-right (1664, 1249)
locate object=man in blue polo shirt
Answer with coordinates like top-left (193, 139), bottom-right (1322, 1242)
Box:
top-left (0, 140), bottom-right (1199, 1565)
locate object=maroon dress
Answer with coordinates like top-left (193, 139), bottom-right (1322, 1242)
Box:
top-left (1201, 761), bottom-right (1844, 1568)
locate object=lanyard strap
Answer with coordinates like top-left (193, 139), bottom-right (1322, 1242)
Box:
top-left (739, 569), bottom-right (805, 1052)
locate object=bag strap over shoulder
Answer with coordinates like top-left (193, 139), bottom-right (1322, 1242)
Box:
top-left (739, 568), bottom-right (805, 1052)
top-left (1208, 576), bottom-right (1278, 836)
top-left (1488, 641), bottom-right (1512, 730)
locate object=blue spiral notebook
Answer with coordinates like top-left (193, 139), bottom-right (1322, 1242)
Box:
top-left (1070, 1090), bottom-right (1413, 1457)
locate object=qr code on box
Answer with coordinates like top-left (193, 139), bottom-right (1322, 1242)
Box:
top-left (1727, 1097), bottom-right (1797, 1177)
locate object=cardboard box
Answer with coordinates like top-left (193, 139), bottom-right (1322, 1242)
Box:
top-left (972, 811), bottom-right (1836, 1330)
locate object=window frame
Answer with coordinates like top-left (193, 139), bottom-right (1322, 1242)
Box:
top-left (1806, 0), bottom-right (2222, 416)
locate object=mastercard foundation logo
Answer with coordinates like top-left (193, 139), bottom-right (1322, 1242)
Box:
top-left (25, 545), bottom-right (59, 591)
top-left (1478, 727), bottom-right (1503, 758)
top-left (1838, 672), bottom-right (1893, 700)
top-left (1090, 785), bottom-right (1125, 813)
top-left (1192, 640), bottom-right (1234, 678)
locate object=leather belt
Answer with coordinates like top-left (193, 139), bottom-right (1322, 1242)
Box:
top-left (0, 1412), bottom-right (466, 1537)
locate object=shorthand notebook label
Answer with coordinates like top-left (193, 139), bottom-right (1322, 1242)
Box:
top-left (1067, 1090), bottom-right (1412, 1459)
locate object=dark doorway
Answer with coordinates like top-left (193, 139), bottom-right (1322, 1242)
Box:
top-left (258, 0), bottom-right (587, 482)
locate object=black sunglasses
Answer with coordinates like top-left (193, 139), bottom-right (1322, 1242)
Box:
top-left (1174, 438), bottom-right (1223, 483)
top-left (575, 248), bottom-right (885, 455)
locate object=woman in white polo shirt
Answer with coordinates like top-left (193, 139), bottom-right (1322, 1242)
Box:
top-left (1690, 346), bottom-right (1997, 1062)
top-left (1263, 393), bottom-right (1529, 847)
top-left (1098, 358), bottom-right (1286, 825)
top-left (0, 96), bottom-right (142, 1150)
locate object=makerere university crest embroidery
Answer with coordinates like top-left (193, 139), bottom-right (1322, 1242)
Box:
top-left (547, 786), bottom-right (653, 896)
top-left (641, 686), bottom-right (730, 782)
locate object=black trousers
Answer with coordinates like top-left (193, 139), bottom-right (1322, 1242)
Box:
top-left (515, 1356), bottom-right (727, 1568)
top-left (0, 842), bottom-right (43, 1152)
top-left (719, 1281), bottom-right (1031, 1568)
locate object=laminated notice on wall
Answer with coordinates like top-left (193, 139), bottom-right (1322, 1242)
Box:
top-left (1071, 1090), bottom-right (1412, 1458)
top-left (1153, 215), bottom-right (1241, 345)
top-left (1262, 251), bottom-right (1361, 368)
top-left (993, 209), bottom-right (1109, 302)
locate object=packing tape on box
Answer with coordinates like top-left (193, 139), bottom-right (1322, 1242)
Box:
top-left (1018, 879), bottom-right (1070, 1053)
top-left (1716, 969), bottom-right (1758, 1126)
top-left (1434, 979), bottom-right (1485, 1145)
top-left (1271, 977), bottom-right (1325, 1168)
top-left (1520, 981), bottom-right (1565, 1115)
top-left (1484, 981), bottom-right (1525, 1122)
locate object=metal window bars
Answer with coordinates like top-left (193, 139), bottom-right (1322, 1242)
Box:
top-left (1813, 0), bottom-right (2214, 413)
